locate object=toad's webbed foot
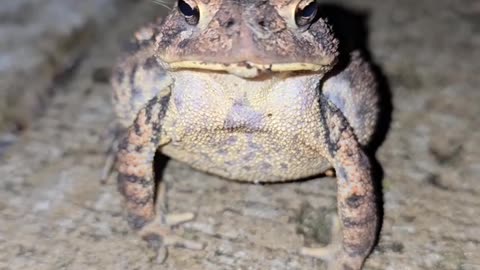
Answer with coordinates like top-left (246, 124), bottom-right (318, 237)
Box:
top-left (139, 211), bottom-right (204, 263)
top-left (301, 215), bottom-right (363, 270)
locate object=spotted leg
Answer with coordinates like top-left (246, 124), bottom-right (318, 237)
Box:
top-left (116, 93), bottom-right (204, 262)
top-left (301, 96), bottom-right (378, 270)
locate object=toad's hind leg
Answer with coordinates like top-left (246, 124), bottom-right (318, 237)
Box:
top-left (323, 51), bottom-right (378, 146)
top-left (116, 94), bottom-right (204, 262)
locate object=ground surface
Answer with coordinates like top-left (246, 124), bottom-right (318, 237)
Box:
top-left (0, 0), bottom-right (479, 269)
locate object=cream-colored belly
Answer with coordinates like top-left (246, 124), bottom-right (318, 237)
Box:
top-left (161, 130), bottom-right (330, 183)
top-left (161, 70), bottom-right (330, 182)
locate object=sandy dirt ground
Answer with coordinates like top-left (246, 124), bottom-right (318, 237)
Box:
top-left (0, 0), bottom-right (479, 269)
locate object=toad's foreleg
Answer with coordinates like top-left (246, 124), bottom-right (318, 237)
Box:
top-left (116, 92), bottom-right (203, 261)
top-left (302, 96), bottom-right (378, 270)
top-left (106, 40), bottom-right (172, 183)
top-left (117, 93), bottom-right (171, 228)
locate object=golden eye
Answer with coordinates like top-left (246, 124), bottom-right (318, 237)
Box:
top-left (295, 1), bottom-right (318, 27)
top-left (178, 0), bottom-right (200, 25)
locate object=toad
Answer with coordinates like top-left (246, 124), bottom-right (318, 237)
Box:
top-left (111, 0), bottom-right (380, 269)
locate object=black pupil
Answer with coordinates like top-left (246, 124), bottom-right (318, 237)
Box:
top-left (299, 2), bottom-right (317, 18)
top-left (178, 0), bottom-right (196, 17)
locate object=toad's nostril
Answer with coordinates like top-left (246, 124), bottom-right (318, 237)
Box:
top-left (258, 20), bottom-right (266, 27)
top-left (226, 19), bottom-right (235, 28)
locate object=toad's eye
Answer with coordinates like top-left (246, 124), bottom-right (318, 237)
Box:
top-left (295, 1), bottom-right (318, 27)
top-left (178, 0), bottom-right (199, 25)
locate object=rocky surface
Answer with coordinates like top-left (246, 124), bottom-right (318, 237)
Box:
top-left (0, 0), bottom-right (479, 269)
top-left (0, 0), bottom-right (120, 131)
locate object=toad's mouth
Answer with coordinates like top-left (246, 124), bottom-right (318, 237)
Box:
top-left (168, 61), bottom-right (329, 78)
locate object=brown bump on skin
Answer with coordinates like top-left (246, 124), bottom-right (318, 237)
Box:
top-left (143, 56), bottom-right (159, 70)
top-left (117, 152), bottom-right (135, 169)
top-left (118, 163), bottom-right (150, 178)
top-left (123, 133), bottom-right (146, 150)
top-left (130, 194), bottom-right (153, 206)
top-left (121, 181), bottom-right (152, 204)
top-left (117, 158), bottom-right (148, 175)
top-left (276, 0), bottom-right (296, 8)
top-left (346, 194), bottom-right (365, 209)
top-left (135, 26), bottom-right (155, 42)
top-left (342, 210), bottom-right (376, 229)
top-left (128, 113), bottom-right (153, 146)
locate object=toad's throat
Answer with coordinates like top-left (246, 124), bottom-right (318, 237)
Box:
top-left (168, 61), bottom-right (328, 78)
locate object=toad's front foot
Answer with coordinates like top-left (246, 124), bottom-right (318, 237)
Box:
top-left (300, 215), bottom-right (365, 270)
top-left (138, 212), bottom-right (205, 263)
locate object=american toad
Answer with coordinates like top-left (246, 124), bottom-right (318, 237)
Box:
top-left (111, 0), bottom-right (379, 269)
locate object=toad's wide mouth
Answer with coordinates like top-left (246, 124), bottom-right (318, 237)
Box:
top-left (168, 61), bottom-right (329, 78)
